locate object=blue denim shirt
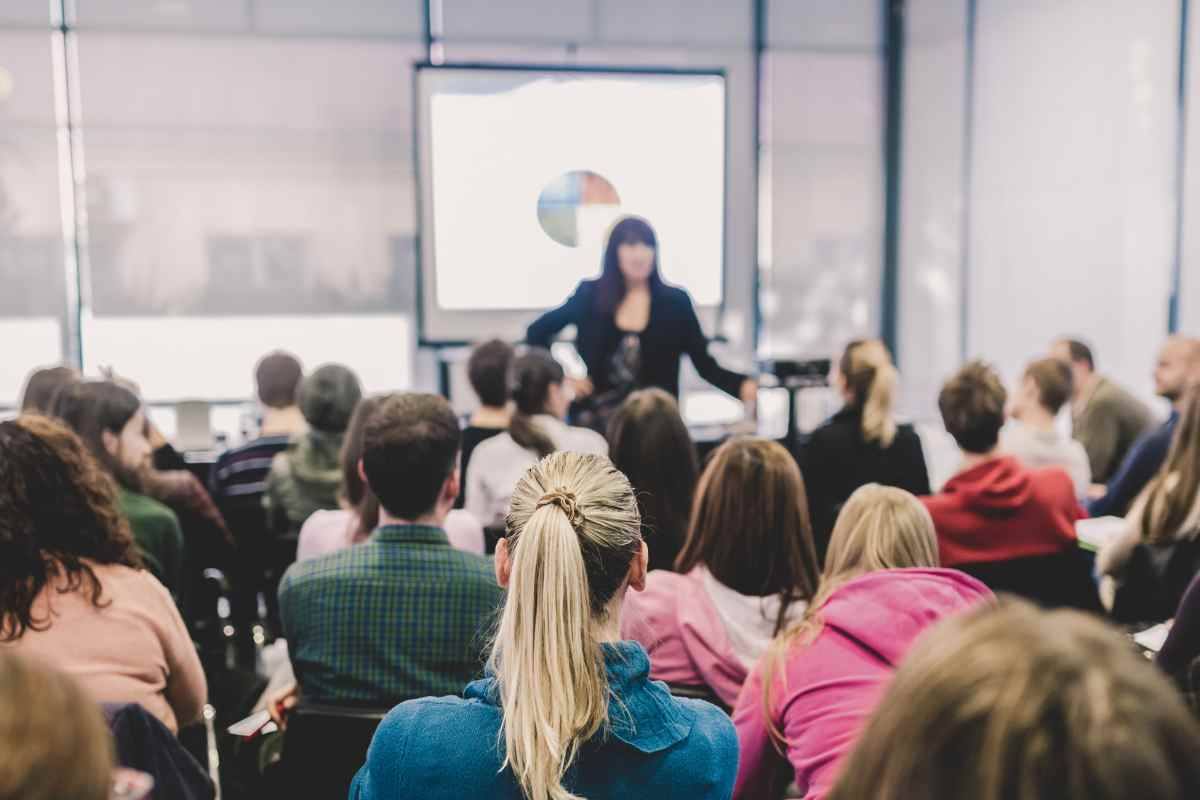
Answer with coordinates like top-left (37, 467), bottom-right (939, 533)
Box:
top-left (349, 641), bottom-right (738, 800)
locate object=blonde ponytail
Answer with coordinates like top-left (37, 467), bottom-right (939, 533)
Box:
top-left (843, 339), bottom-right (898, 447)
top-left (491, 452), bottom-right (642, 800)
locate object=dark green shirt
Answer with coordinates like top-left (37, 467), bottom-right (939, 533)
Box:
top-left (279, 524), bottom-right (504, 707)
top-left (118, 487), bottom-right (185, 596)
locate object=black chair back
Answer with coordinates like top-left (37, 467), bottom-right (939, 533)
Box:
top-left (1112, 534), bottom-right (1200, 625)
top-left (958, 548), bottom-right (1103, 613)
top-left (281, 701), bottom-right (390, 798)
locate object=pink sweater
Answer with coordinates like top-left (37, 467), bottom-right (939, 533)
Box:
top-left (0, 561), bottom-right (207, 733)
top-left (732, 568), bottom-right (991, 800)
top-left (621, 568), bottom-right (807, 708)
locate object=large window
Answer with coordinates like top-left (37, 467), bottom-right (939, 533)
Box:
top-left (0, 28), bottom-right (67, 406)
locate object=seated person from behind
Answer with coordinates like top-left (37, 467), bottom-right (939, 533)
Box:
top-left (51, 381), bottom-right (185, 596)
top-left (1097, 386), bottom-right (1200, 586)
top-left (351, 452), bottom-right (738, 800)
top-left (799, 339), bottom-right (931, 559)
top-left (297, 395), bottom-right (484, 560)
top-left (606, 388), bottom-right (700, 572)
top-left (19, 363), bottom-right (80, 415)
top-left (264, 363), bottom-right (363, 535)
top-left (1087, 336), bottom-right (1200, 518)
top-left (733, 485), bottom-right (991, 800)
top-left (465, 347), bottom-right (607, 529)
top-left (1051, 337), bottom-right (1153, 484)
top-left (278, 393), bottom-right (503, 708)
top-left (621, 437), bottom-right (820, 708)
top-left (827, 600), bottom-right (1200, 800)
top-left (456, 339), bottom-right (514, 510)
top-left (0, 416), bottom-right (206, 734)
top-left (211, 350), bottom-right (306, 510)
top-left (1002, 356), bottom-right (1091, 498)
top-left (922, 361), bottom-right (1083, 569)
top-left (0, 650), bottom-right (115, 800)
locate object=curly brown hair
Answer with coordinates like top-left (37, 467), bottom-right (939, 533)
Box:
top-left (0, 415), bottom-right (141, 641)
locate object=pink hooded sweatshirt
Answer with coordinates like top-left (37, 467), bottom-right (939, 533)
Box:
top-left (621, 568), bottom-right (807, 709)
top-left (732, 568), bottom-right (992, 800)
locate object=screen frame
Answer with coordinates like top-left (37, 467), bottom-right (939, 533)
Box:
top-left (412, 61), bottom-right (730, 346)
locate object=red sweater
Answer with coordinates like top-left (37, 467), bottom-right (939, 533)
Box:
top-left (921, 456), bottom-right (1084, 567)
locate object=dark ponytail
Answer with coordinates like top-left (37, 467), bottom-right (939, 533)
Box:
top-left (508, 349), bottom-right (564, 459)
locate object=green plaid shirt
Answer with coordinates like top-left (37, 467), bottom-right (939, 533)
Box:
top-left (279, 524), bottom-right (504, 707)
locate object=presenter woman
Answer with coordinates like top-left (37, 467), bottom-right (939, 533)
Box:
top-left (527, 216), bottom-right (757, 428)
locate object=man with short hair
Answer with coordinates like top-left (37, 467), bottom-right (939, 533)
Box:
top-left (278, 392), bottom-right (503, 707)
top-left (1087, 336), bottom-right (1200, 518)
top-left (922, 361), bottom-right (1083, 569)
top-left (1003, 357), bottom-right (1092, 498)
top-left (1051, 338), bottom-right (1153, 484)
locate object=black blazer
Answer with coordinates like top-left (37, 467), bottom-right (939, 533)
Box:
top-left (526, 279), bottom-right (745, 398)
top-left (798, 406), bottom-right (932, 560)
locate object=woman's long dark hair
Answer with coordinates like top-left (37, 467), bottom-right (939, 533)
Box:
top-left (508, 349), bottom-right (565, 459)
top-left (676, 437), bottom-right (821, 635)
top-left (340, 395), bottom-right (384, 544)
top-left (0, 416), bottom-right (141, 641)
top-left (594, 216), bottom-right (665, 313)
top-left (607, 388), bottom-right (698, 571)
top-left (50, 381), bottom-right (144, 491)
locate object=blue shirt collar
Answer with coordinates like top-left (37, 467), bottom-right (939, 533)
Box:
top-left (464, 641), bottom-right (694, 754)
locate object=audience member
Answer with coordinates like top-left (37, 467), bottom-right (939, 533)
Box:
top-left (1052, 337), bottom-right (1153, 483)
top-left (465, 348), bottom-right (607, 528)
top-left (733, 485), bottom-right (991, 800)
top-left (455, 339), bottom-right (514, 510)
top-left (0, 650), bottom-right (114, 800)
top-left (18, 364), bottom-right (80, 414)
top-left (0, 415), bottom-right (206, 733)
top-left (1157, 570), bottom-right (1200, 681)
top-left (799, 340), bottom-right (930, 559)
top-left (621, 436), bottom-right (819, 707)
top-left (1097, 386), bottom-right (1200, 604)
top-left (606, 388), bottom-right (699, 571)
top-left (827, 601), bottom-right (1200, 800)
top-left (1088, 336), bottom-right (1200, 517)
top-left (264, 362), bottom-right (363, 535)
top-left (51, 381), bottom-right (185, 594)
top-left (1003, 357), bottom-right (1091, 497)
top-left (210, 351), bottom-right (306, 506)
top-left (278, 393), bottom-right (502, 709)
top-left (350, 452), bottom-right (738, 800)
top-left (922, 361), bottom-right (1083, 568)
top-left (296, 395), bottom-right (484, 560)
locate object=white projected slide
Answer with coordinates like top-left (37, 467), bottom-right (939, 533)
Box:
top-left (417, 66), bottom-right (727, 342)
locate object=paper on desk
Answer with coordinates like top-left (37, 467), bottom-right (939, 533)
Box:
top-left (1133, 622), bottom-right (1172, 654)
top-left (1076, 516), bottom-right (1127, 553)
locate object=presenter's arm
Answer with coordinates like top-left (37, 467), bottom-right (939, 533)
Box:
top-left (680, 291), bottom-right (753, 400)
top-left (526, 283), bottom-right (586, 348)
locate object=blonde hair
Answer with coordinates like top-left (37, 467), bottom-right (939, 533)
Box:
top-left (828, 600), bottom-right (1200, 800)
top-left (762, 485), bottom-right (939, 746)
top-left (490, 451), bottom-right (643, 800)
top-left (841, 340), bottom-right (899, 447)
top-left (0, 651), bottom-right (113, 800)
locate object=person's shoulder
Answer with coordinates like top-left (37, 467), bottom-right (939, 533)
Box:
top-left (363, 695), bottom-right (503, 789)
top-left (470, 431), bottom-right (515, 462)
top-left (567, 425), bottom-right (609, 454)
top-left (279, 543), bottom-right (361, 595)
top-left (666, 698), bottom-right (738, 787)
top-left (1029, 464), bottom-right (1079, 502)
top-left (125, 491), bottom-right (181, 528)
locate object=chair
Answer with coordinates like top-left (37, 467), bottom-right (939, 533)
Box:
top-left (279, 701), bottom-right (391, 798)
top-left (958, 548), bottom-right (1103, 613)
top-left (1111, 535), bottom-right (1200, 625)
top-left (104, 703), bottom-right (215, 800)
top-left (483, 524), bottom-right (506, 555)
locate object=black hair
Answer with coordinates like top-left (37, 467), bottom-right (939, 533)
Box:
top-left (594, 216), bottom-right (665, 314)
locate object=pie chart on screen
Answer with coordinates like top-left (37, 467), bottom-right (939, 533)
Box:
top-left (537, 170), bottom-right (622, 248)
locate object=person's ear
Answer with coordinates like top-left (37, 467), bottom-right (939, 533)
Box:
top-left (357, 458), bottom-right (367, 484)
top-left (101, 429), bottom-right (121, 458)
top-left (445, 467), bottom-right (461, 505)
top-left (494, 537), bottom-right (512, 588)
top-left (628, 540), bottom-right (649, 592)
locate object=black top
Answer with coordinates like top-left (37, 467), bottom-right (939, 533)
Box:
top-left (798, 406), bottom-right (932, 561)
top-left (1158, 571), bottom-right (1200, 677)
top-left (526, 279), bottom-right (746, 399)
top-left (455, 425), bottom-right (505, 510)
